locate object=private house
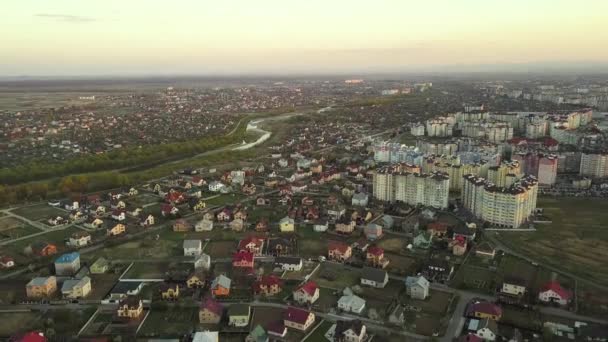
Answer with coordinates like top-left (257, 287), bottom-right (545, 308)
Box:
top-left (199, 298), bottom-right (224, 324)
top-left (128, 207), bottom-right (143, 217)
top-left (165, 191), bottom-right (187, 204)
top-left (238, 237), bottom-right (265, 256)
top-left (32, 242), bottom-right (57, 257)
top-left (313, 220), bottom-right (329, 232)
top-left (194, 253), bottom-right (211, 270)
top-left (255, 218), bottom-right (269, 232)
top-left (451, 236), bottom-right (468, 256)
top-left (107, 223), bottom-right (126, 236)
top-left (247, 325), bottom-right (269, 342)
top-left (283, 307), bottom-right (315, 331)
top-left (61, 276), bottom-right (92, 299)
top-left (381, 215), bottom-right (395, 230)
top-left (160, 283), bottom-right (180, 300)
top-left (364, 223), bottom-right (383, 240)
top-left (191, 176), bottom-right (205, 187)
top-left (424, 260), bottom-right (454, 282)
top-left (211, 275), bottom-right (231, 297)
top-left (413, 231), bottom-right (433, 249)
top-left (139, 214), bottom-right (155, 227)
top-left (230, 218), bottom-right (245, 232)
top-left (234, 209), bottom-right (248, 221)
top-left (94, 205), bottom-right (106, 215)
top-left (195, 219), bottom-right (214, 232)
top-left (293, 281), bottom-right (320, 305)
top-left (84, 217), bottom-right (104, 230)
top-left (117, 296), bottom-right (144, 319)
top-left (360, 267), bottom-right (389, 288)
top-left (405, 276), bottom-right (430, 300)
top-left (191, 199), bottom-right (207, 211)
top-left (351, 192), bottom-right (369, 207)
top-left (0, 256), bottom-right (15, 269)
top-left (266, 321), bottom-right (287, 339)
top-left (428, 222), bottom-right (449, 238)
top-left (209, 181), bottom-right (226, 193)
top-left (338, 294), bottom-right (366, 314)
top-left (305, 207), bottom-right (320, 221)
top-left (54, 252), bottom-right (81, 276)
top-left (183, 240), bottom-right (203, 256)
top-left (69, 232), bottom-right (91, 247)
top-left (228, 304), bottom-right (251, 327)
top-left (469, 318), bottom-right (498, 341)
top-left (111, 210), bottom-right (126, 222)
top-left (538, 281), bottom-right (572, 306)
top-left (328, 241), bottom-right (352, 262)
top-left (216, 208), bottom-right (232, 222)
top-left (301, 196), bottom-right (315, 206)
top-left (90, 257), bottom-right (110, 274)
top-left (327, 205), bottom-right (346, 220)
top-left (275, 257), bottom-right (303, 271)
top-left (267, 238), bottom-right (292, 256)
top-left (242, 182), bottom-right (257, 195)
top-left (173, 219), bottom-right (193, 232)
top-left (501, 277), bottom-right (527, 297)
top-left (254, 275), bottom-right (282, 296)
top-left (279, 216), bottom-right (295, 232)
top-left (232, 251), bottom-right (254, 269)
top-left (366, 246), bottom-right (389, 268)
top-left (186, 270), bottom-right (207, 288)
top-left (335, 217), bottom-right (356, 234)
top-left (474, 242), bottom-right (496, 259)
top-left (26, 276), bottom-right (57, 298)
top-left (161, 204), bottom-right (179, 217)
top-left (48, 216), bottom-right (67, 226)
top-left (466, 301), bottom-right (503, 321)
top-left (256, 197), bottom-right (271, 206)
top-left (109, 282), bottom-right (145, 300)
top-left (330, 320), bottom-right (367, 342)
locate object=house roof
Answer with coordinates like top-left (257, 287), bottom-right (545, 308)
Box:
top-left (328, 241), bottom-right (350, 254)
top-left (335, 320), bottom-right (365, 337)
top-left (248, 325), bottom-right (268, 341)
top-left (200, 298), bottom-right (223, 316)
top-left (466, 301), bottom-right (503, 317)
top-left (405, 276), bottom-right (429, 288)
top-left (459, 333), bottom-right (483, 342)
top-left (61, 277), bottom-right (90, 292)
top-left (283, 307), bottom-right (312, 324)
top-left (428, 222), bottom-right (449, 232)
top-left (256, 275), bottom-right (282, 288)
top-left (27, 277), bottom-right (54, 287)
top-left (55, 252), bottom-right (80, 264)
top-left (361, 267), bottom-right (387, 283)
top-left (212, 275), bottom-right (231, 289)
top-left (118, 296), bottom-right (141, 308)
top-left (111, 281), bottom-right (143, 294)
top-left (367, 246), bottom-right (384, 256)
top-left (275, 256), bottom-right (302, 266)
top-left (238, 237), bottom-right (264, 250)
top-left (338, 294), bottom-right (366, 309)
top-left (297, 281), bottom-right (318, 296)
top-left (232, 251), bottom-right (254, 264)
top-left (266, 320), bottom-right (286, 336)
top-left (11, 331), bottom-right (47, 342)
top-left (183, 240), bottom-right (202, 249)
top-left (228, 303), bottom-right (250, 316)
top-left (540, 281), bottom-right (571, 300)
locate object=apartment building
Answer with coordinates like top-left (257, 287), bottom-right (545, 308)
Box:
top-left (373, 168), bottom-right (450, 209)
top-left (580, 153), bottom-right (608, 178)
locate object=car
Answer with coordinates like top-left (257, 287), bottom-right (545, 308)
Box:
top-left (48, 201), bottom-right (61, 207)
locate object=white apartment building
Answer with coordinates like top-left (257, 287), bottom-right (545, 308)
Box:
top-left (538, 155), bottom-right (558, 185)
top-left (410, 124), bottom-right (425, 136)
top-left (580, 153), bottom-right (608, 178)
top-left (373, 169), bottom-right (450, 209)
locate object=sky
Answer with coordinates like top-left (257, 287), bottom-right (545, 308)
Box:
top-left (2, 0), bottom-right (608, 76)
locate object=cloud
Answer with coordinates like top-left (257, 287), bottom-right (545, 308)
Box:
top-left (35, 13), bottom-right (98, 23)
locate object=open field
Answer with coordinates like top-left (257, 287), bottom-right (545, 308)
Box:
top-left (204, 240), bottom-right (236, 258)
top-left (298, 238), bottom-right (327, 258)
top-left (0, 92), bottom-right (99, 111)
top-left (4, 226), bottom-right (80, 258)
top-left (11, 204), bottom-right (67, 222)
top-left (0, 279), bottom-right (28, 304)
top-left (451, 265), bottom-right (496, 294)
top-left (302, 320), bottom-right (332, 342)
top-left (123, 261), bottom-right (191, 279)
top-left (0, 217), bottom-right (40, 240)
top-left (0, 312), bottom-right (41, 336)
top-left (93, 237), bottom-right (180, 260)
top-left (491, 197), bottom-right (608, 286)
top-left (311, 263), bottom-right (360, 289)
top-left (377, 236), bottom-right (406, 254)
top-left (385, 253), bottom-right (418, 275)
top-left (138, 306), bottom-right (199, 337)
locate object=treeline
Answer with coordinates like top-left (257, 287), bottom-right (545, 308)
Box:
top-left (0, 118), bottom-right (249, 185)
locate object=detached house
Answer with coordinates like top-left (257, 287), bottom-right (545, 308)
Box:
top-left (361, 267), bottom-right (389, 288)
top-left (293, 281), bottom-right (319, 305)
top-left (228, 304), bottom-right (251, 327)
top-left (275, 257), bottom-right (303, 271)
top-left (328, 241), bottom-right (352, 262)
top-left (32, 242), bottom-right (57, 257)
top-left (211, 275), bottom-right (231, 297)
top-left (173, 219), bottom-right (192, 232)
top-left (216, 208), bottom-right (232, 222)
top-left (195, 219), bottom-right (214, 232)
top-left (139, 214), bottom-right (155, 228)
top-left (161, 204), bottom-right (179, 217)
top-left (160, 283), bottom-right (180, 300)
top-left (284, 307), bottom-right (315, 331)
top-left (0, 256), bottom-right (15, 269)
top-left (331, 320), bottom-right (367, 342)
top-left (364, 223), bottom-right (383, 240)
top-left (254, 275), bottom-right (282, 296)
top-left (26, 276), bottom-right (57, 298)
top-left (233, 251), bottom-right (254, 269)
top-left (405, 276), bottom-right (430, 300)
top-left (61, 276), bottom-right (92, 299)
top-left (230, 218), bottom-right (245, 232)
top-left (501, 277), bottom-right (527, 297)
top-left (54, 252), bottom-right (81, 276)
top-left (107, 223), bottom-right (126, 236)
top-left (199, 298), bottom-right (223, 324)
top-left (255, 218), bottom-right (269, 232)
top-left (335, 217), bottom-right (356, 235)
top-left (366, 246), bottom-right (389, 268)
top-left (186, 270), bottom-right (206, 288)
top-left (538, 281), bottom-right (572, 306)
top-left (111, 210), bottom-right (126, 222)
top-left (69, 232), bottom-right (91, 247)
top-left (117, 296), bottom-right (143, 319)
top-left (466, 301), bottom-right (503, 321)
top-left (84, 217), bottom-right (104, 230)
top-left (279, 216), bottom-right (295, 232)
top-left (338, 294), bottom-right (366, 314)
top-left (183, 240), bottom-right (202, 256)
top-left (238, 237), bottom-right (265, 256)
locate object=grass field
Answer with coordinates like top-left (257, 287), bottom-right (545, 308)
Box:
top-left (311, 263), bottom-right (360, 289)
top-left (93, 237), bottom-right (180, 260)
top-left (451, 265), bottom-right (497, 294)
top-left (298, 239), bottom-right (326, 258)
top-left (138, 306), bottom-right (199, 337)
top-left (377, 236), bottom-right (406, 254)
top-left (0, 312), bottom-right (41, 336)
top-left (5, 226), bottom-right (80, 258)
top-left (302, 320), bottom-right (332, 342)
top-left (11, 204), bottom-right (66, 222)
top-left (0, 217), bottom-right (40, 240)
top-left (493, 197), bottom-right (608, 286)
top-left (123, 261), bottom-right (191, 279)
top-left (204, 240), bottom-right (236, 258)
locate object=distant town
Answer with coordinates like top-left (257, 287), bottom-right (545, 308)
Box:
top-left (0, 76), bottom-right (607, 342)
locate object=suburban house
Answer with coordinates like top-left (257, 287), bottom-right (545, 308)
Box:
top-left (26, 276), bottom-right (57, 298)
top-left (191, 199), bottom-right (207, 211)
top-left (361, 267), bottom-right (389, 288)
top-left (428, 222), bottom-right (449, 238)
top-left (232, 251), bottom-right (254, 269)
top-left (117, 296), bottom-right (144, 319)
top-left (268, 238), bottom-right (292, 256)
top-left (284, 307), bottom-right (315, 331)
top-left (338, 294), bottom-right (366, 314)
top-left (84, 217), bottom-right (104, 230)
top-left (211, 275), bottom-right (231, 297)
top-left (111, 210), bottom-right (126, 222)
top-left (279, 216), bottom-right (295, 232)
top-left (228, 304), bottom-right (251, 327)
top-left (469, 318), bottom-right (498, 341)
top-left (351, 192), bottom-right (369, 207)
top-left (139, 214), bottom-right (155, 227)
top-left (247, 325), bottom-right (269, 342)
top-left (195, 219), bottom-right (214, 232)
top-left (160, 283), bottom-right (180, 300)
top-left (366, 246), bottom-right (390, 268)
top-left (451, 235), bottom-right (468, 256)
top-left (32, 242), bottom-right (57, 257)
top-left (405, 276), bottom-right (430, 300)
top-left (234, 209), bottom-right (248, 221)
top-left (313, 220), bottom-right (329, 232)
top-left (161, 204), bottom-right (179, 217)
top-left (327, 205), bottom-right (346, 220)
top-left (109, 282), bottom-right (145, 300)
top-left (538, 281), bottom-right (572, 306)
top-left (413, 231), bottom-right (433, 249)
top-left (293, 281), bottom-right (320, 305)
top-left (238, 237), bottom-right (265, 256)
top-left (255, 218), bottom-right (269, 232)
top-left (330, 320), bottom-right (367, 342)
top-left (253, 275), bottom-right (282, 296)
top-left (173, 219), bottom-right (192, 232)
top-left (69, 232), bottom-right (91, 247)
top-left (500, 277), bottom-right (527, 297)
top-left (266, 321), bottom-right (287, 339)
top-left (381, 215), bottom-right (395, 229)
top-left (474, 242), bottom-right (496, 259)
top-left (61, 276), bottom-right (92, 299)
top-left (199, 298), bottom-right (223, 324)
top-left (466, 301), bottom-right (503, 321)
top-left (216, 208), bottom-right (232, 222)
top-left (364, 223), bottom-right (383, 240)
top-left (328, 241), bottom-right (352, 262)
top-left (194, 253), bottom-right (211, 270)
top-left (335, 217), bottom-right (356, 234)
top-left (424, 259), bottom-right (454, 282)
top-left (0, 256), bottom-right (15, 269)
top-left (105, 222), bottom-right (126, 236)
top-left (186, 270), bottom-right (207, 288)
top-left (183, 240), bottom-right (203, 256)
top-left (54, 252), bottom-right (81, 276)
top-left (275, 257), bottom-right (303, 271)
top-left (90, 257), bottom-right (110, 274)
top-left (242, 182), bottom-right (257, 195)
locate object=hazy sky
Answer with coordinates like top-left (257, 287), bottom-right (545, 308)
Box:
top-left (3, 0), bottom-right (608, 76)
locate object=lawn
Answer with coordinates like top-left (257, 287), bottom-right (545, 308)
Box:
top-left (0, 217), bottom-right (40, 240)
top-left (204, 240), bottom-right (236, 258)
top-left (5, 226), bottom-right (80, 257)
top-left (138, 306), bottom-right (199, 337)
top-left (400, 289), bottom-right (454, 315)
top-left (0, 312), bottom-right (42, 337)
top-left (313, 287), bottom-right (340, 312)
top-left (493, 197), bottom-right (608, 286)
top-left (123, 261), bottom-right (191, 279)
top-left (0, 279), bottom-right (28, 304)
top-left (310, 263), bottom-right (360, 289)
top-left (451, 265), bottom-right (497, 294)
top-left (11, 204), bottom-right (66, 222)
top-left (298, 239), bottom-right (327, 258)
top-left (93, 237), bottom-right (181, 260)
top-left (385, 253), bottom-right (418, 275)
top-left (302, 320), bottom-right (332, 342)
top-left (377, 236), bottom-right (406, 254)
top-left (205, 193), bottom-right (245, 206)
